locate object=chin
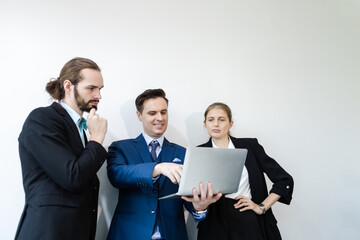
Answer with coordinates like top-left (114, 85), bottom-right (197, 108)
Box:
top-left (156, 131), bottom-right (165, 136)
top-left (153, 129), bottom-right (165, 136)
top-left (82, 107), bottom-right (96, 113)
top-left (211, 133), bottom-right (223, 139)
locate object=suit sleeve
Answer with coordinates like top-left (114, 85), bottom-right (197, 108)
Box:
top-left (20, 109), bottom-right (107, 193)
top-left (250, 138), bottom-right (294, 204)
top-left (107, 142), bottom-right (157, 189)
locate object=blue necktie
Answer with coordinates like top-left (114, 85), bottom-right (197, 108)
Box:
top-left (149, 140), bottom-right (163, 238)
top-left (79, 118), bottom-right (87, 132)
top-left (149, 140), bottom-right (159, 162)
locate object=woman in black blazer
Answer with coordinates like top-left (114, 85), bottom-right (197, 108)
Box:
top-left (197, 102), bottom-right (294, 240)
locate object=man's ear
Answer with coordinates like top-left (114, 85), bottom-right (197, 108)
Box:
top-left (136, 111), bottom-right (142, 121)
top-left (63, 80), bottom-right (73, 93)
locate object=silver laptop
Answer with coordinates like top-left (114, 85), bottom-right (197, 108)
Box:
top-left (159, 147), bottom-right (248, 200)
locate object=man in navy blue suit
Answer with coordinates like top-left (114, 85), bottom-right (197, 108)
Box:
top-left (107, 89), bottom-right (221, 240)
top-left (15, 57), bottom-right (108, 240)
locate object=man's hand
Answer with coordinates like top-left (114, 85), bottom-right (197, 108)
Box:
top-left (87, 108), bottom-right (107, 144)
top-left (182, 182), bottom-right (222, 211)
top-left (152, 162), bottom-right (183, 184)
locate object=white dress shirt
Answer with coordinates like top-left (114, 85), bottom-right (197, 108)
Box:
top-left (212, 138), bottom-right (252, 199)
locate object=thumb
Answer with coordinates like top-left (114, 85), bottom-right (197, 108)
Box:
top-left (88, 108), bottom-right (96, 118)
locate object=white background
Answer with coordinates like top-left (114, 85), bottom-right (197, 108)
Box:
top-left (1, 0), bottom-right (359, 239)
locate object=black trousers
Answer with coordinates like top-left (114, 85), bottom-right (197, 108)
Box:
top-left (198, 197), bottom-right (264, 240)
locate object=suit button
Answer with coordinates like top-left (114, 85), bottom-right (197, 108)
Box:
top-left (286, 186), bottom-right (290, 189)
top-left (151, 209), bottom-right (155, 214)
top-left (153, 189), bottom-right (157, 194)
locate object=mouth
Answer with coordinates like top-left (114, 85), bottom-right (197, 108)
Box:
top-left (153, 123), bottom-right (163, 128)
top-left (212, 129), bottom-right (220, 133)
top-left (89, 100), bottom-right (99, 106)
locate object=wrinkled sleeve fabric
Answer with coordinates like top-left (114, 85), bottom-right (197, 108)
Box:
top-left (250, 138), bottom-right (294, 204)
top-left (107, 141), bottom-right (157, 189)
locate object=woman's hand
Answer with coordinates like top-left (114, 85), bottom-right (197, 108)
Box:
top-left (234, 196), bottom-right (263, 215)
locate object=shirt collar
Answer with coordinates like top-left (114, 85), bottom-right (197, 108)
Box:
top-left (212, 137), bottom-right (235, 149)
top-left (59, 101), bottom-right (82, 127)
top-left (142, 132), bottom-right (164, 148)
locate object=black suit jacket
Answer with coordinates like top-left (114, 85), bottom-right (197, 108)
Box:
top-left (197, 137), bottom-right (294, 240)
top-left (15, 102), bottom-right (107, 240)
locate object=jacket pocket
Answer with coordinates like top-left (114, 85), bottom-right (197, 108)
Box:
top-left (34, 194), bottom-right (80, 207)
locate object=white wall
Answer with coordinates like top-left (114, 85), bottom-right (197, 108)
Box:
top-left (1, 0), bottom-right (359, 239)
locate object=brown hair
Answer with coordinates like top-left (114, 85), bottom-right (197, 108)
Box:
top-left (45, 57), bottom-right (100, 100)
top-left (135, 89), bottom-right (169, 113)
top-left (204, 102), bottom-right (233, 122)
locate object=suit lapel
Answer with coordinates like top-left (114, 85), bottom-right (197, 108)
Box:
top-left (203, 137), bottom-right (252, 169)
top-left (158, 138), bottom-right (175, 188)
top-left (230, 137), bottom-right (250, 167)
top-left (230, 137), bottom-right (258, 191)
top-left (133, 134), bottom-right (153, 163)
top-left (202, 138), bottom-right (213, 147)
top-left (51, 102), bottom-right (84, 148)
top-left (132, 135), bottom-right (176, 188)
top-left (84, 130), bottom-right (88, 145)
top-left (230, 136), bottom-right (247, 149)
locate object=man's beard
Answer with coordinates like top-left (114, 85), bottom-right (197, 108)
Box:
top-left (74, 86), bottom-right (98, 112)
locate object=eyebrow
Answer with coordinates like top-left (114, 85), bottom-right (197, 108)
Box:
top-left (87, 85), bottom-right (104, 89)
top-left (147, 109), bottom-right (167, 113)
top-left (207, 116), bottom-right (226, 119)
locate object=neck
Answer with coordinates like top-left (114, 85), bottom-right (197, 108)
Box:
top-left (212, 136), bottom-right (229, 148)
top-left (62, 98), bottom-right (83, 116)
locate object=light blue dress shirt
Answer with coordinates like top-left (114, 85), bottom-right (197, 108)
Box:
top-left (141, 133), bottom-right (207, 240)
top-left (59, 101), bottom-right (86, 147)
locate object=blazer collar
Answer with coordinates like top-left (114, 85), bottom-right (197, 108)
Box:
top-left (133, 134), bottom-right (174, 163)
top-left (202, 138), bottom-right (213, 147)
top-left (51, 102), bottom-right (84, 148)
top-left (202, 136), bottom-right (247, 149)
top-left (158, 138), bottom-right (174, 163)
top-left (134, 134), bottom-right (176, 188)
top-left (133, 134), bottom-right (152, 163)
top-left (51, 101), bottom-right (67, 116)
top-left (229, 136), bottom-right (247, 149)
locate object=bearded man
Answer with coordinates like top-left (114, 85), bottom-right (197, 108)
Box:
top-left (15, 57), bottom-right (108, 240)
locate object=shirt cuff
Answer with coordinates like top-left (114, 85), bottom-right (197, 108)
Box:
top-left (192, 209), bottom-right (208, 222)
top-left (152, 176), bottom-right (160, 183)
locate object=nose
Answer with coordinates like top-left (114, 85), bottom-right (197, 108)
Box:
top-left (95, 89), bottom-right (102, 100)
top-left (214, 120), bottom-right (219, 126)
top-left (156, 112), bottom-right (163, 121)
